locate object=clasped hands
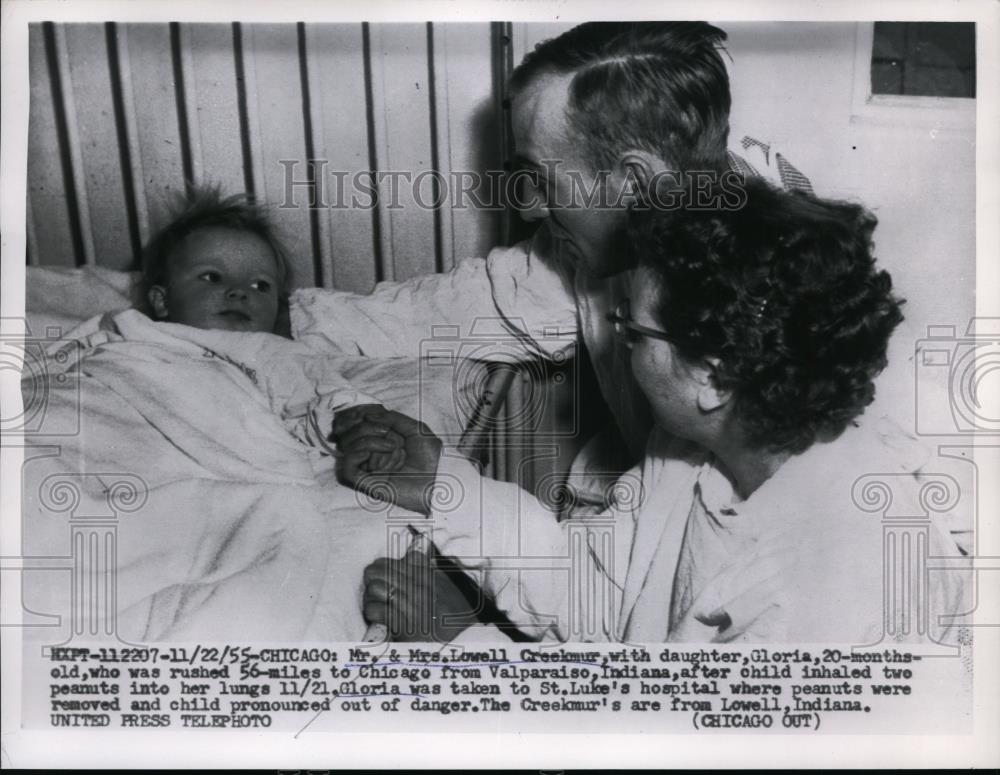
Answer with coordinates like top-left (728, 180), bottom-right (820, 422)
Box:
top-left (330, 404), bottom-right (443, 515)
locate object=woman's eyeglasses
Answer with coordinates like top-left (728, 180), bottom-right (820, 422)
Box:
top-left (606, 299), bottom-right (673, 345)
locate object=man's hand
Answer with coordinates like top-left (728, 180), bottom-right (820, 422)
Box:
top-left (362, 541), bottom-right (475, 642)
top-left (333, 409), bottom-right (443, 515)
top-left (331, 403), bottom-right (385, 437)
top-left (331, 404), bottom-right (403, 472)
top-left (330, 404), bottom-right (386, 439)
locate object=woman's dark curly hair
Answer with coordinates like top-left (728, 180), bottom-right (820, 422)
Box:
top-left (629, 177), bottom-right (905, 455)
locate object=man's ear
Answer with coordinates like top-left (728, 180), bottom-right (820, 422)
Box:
top-left (147, 285), bottom-right (169, 320)
top-left (618, 150), bottom-right (670, 209)
top-left (695, 357), bottom-right (731, 413)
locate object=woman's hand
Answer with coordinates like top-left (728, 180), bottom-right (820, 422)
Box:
top-left (333, 409), bottom-right (443, 515)
top-left (362, 541), bottom-right (474, 642)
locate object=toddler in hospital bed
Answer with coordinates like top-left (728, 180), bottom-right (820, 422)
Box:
top-left (132, 184), bottom-right (403, 469)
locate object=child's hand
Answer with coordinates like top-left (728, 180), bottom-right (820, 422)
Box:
top-left (331, 406), bottom-right (405, 471)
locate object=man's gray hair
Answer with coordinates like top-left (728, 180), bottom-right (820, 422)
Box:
top-left (510, 22), bottom-right (732, 174)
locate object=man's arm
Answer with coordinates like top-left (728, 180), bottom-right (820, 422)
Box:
top-left (336, 412), bottom-right (628, 642)
top-left (290, 235), bottom-right (579, 363)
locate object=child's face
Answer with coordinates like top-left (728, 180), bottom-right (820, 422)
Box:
top-left (149, 227), bottom-right (281, 333)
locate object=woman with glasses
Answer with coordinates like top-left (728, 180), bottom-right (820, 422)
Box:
top-left (341, 178), bottom-right (967, 644)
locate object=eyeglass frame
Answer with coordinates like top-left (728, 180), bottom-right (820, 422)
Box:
top-left (606, 299), bottom-right (674, 344)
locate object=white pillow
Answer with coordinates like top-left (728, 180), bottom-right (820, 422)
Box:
top-left (25, 265), bottom-right (146, 337)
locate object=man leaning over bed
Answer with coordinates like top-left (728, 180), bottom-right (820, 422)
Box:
top-left (294, 22), bottom-right (818, 639)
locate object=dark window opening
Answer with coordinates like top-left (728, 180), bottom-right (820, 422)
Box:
top-left (872, 22), bottom-right (975, 98)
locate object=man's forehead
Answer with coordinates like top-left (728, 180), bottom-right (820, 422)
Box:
top-left (512, 71), bottom-right (575, 156)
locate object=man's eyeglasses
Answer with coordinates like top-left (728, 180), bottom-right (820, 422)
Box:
top-left (606, 299), bottom-right (673, 345)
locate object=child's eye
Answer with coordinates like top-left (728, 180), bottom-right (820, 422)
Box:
top-left (198, 271), bottom-right (221, 283)
top-left (251, 280), bottom-right (272, 293)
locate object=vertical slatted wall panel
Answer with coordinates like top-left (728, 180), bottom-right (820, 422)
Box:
top-left (49, 25), bottom-right (97, 267)
top-left (304, 23), bottom-right (378, 292)
top-left (29, 21), bottom-right (503, 286)
top-left (432, 23), bottom-right (502, 267)
top-left (366, 23), bottom-right (438, 282)
top-left (120, 23), bottom-right (186, 249)
top-left (25, 198), bottom-right (40, 268)
top-left (28, 23), bottom-right (77, 267)
top-left (180, 24), bottom-right (246, 197)
top-left (62, 24), bottom-right (135, 269)
top-left (112, 24), bottom-right (151, 250)
top-left (243, 24), bottom-right (315, 287)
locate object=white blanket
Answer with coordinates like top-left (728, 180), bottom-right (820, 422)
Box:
top-left (20, 311), bottom-right (447, 642)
